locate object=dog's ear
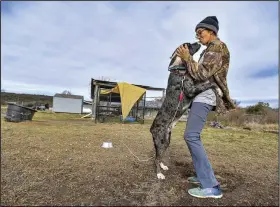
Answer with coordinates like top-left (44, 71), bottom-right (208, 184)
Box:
top-left (186, 43), bottom-right (194, 55)
top-left (170, 42), bottom-right (191, 59)
top-left (170, 50), bottom-right (177, 59)
top-left (181, 43), bottom-right (189, 49)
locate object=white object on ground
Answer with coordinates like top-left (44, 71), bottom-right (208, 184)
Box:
top-left (81, 112), bottom-right (92, 118)
top-left (101, 142), bottom-right (113, 148)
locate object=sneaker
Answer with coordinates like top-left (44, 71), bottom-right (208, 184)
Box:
top-left (187, 176), bottom-right (200, 185)
top-left (188, 186), bottom-right (223, 199)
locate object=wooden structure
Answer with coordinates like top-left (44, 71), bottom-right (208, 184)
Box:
top-left (90, 79), bottom-right (165, 123)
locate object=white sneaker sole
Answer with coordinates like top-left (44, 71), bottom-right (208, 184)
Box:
top-left (188, 191), bottom-right (223, 199)
top-left (187, 181), bottom-right (200, 185)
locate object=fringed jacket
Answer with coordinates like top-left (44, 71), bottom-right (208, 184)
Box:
top-left (183, 39), bottom-right (236, 114)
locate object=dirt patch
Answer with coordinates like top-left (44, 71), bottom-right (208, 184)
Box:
top-left (1, 114), bottom-right (278, 206)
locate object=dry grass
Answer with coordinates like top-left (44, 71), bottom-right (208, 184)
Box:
top-left (207, 108), bottom-right (279, 127)
top-left (1, 110), bottom-right (279, 206)
top-left (243, 122), bottom-right (278, 131)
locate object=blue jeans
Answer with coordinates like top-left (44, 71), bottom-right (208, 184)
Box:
top-left (184, 102), bottom-right (219, 188)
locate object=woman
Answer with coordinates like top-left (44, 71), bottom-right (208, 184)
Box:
top-left (175, 16), bottom-right (235, 198)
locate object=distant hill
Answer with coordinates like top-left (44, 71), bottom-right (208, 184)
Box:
top-left (1, 92), bottom-right (53, 106)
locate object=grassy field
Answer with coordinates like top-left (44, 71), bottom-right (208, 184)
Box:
top-left (1, 110), bottom-right (278, 206)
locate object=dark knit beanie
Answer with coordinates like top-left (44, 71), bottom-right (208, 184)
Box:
top-left (195, 16), bottom-right (219, 34)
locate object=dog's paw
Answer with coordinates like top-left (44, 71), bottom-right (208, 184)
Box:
top-left (157, 173), bottom-right (166, 180)
top-left (160, 162), bottom-right (169, 171)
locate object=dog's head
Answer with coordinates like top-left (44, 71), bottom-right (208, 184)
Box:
top-left (168, 42), bottom-right (201, 71)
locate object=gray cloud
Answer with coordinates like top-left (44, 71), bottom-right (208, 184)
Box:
top-left (1, 1), bottom-right (278, 102)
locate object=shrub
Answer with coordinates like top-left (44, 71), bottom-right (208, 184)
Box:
top-left (207, 103), bottom-right (278, 126)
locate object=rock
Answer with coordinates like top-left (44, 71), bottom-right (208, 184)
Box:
top-left (209, 121), bottom-right (224, 129)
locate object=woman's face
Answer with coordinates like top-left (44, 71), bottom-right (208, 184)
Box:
top-left (196, 28), bottom-right (212, 45)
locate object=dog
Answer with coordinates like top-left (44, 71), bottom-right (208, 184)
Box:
top-left (150, 42), bottom-right (222, 180)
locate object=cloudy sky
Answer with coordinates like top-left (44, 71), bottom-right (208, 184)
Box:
top-left (1, 1), bottom-right (279, 107)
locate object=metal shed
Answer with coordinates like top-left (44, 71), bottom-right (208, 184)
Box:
top-left (53, 93), bottom-right (84, 114)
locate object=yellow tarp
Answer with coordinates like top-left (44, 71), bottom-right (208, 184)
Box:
top-left (100, 82), bottom-right (146, 120)
top-left (100, 89), bottom-right (112, 95)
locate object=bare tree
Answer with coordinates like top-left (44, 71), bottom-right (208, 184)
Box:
top-left (61, 90), bottom-right (72, 95)
top-left (98, 76), bottom-right (111, 81)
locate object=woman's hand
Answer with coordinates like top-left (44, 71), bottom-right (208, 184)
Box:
top-left (176, 45), bottom-right (190, 61)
